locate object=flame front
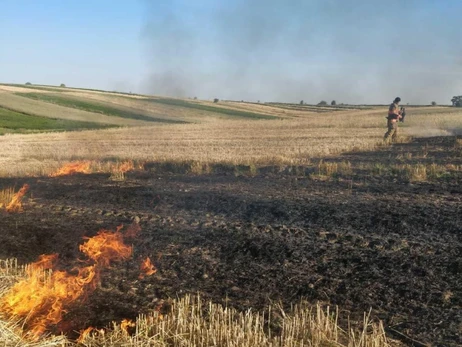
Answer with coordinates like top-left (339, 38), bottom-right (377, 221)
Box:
top-left (80, 230), bottom-right (132, 267)
top-left (139, 257), bottom-right (157, 279)
top-left (49, 161), bottom-right (92, 177)
top-left (0, 226), bottom-right (134, 340)
top-left (117, 161), bottom-right (135, 173)
top-left (5, 184), bottom-right (29, 213)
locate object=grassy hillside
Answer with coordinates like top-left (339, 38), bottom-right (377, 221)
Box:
top-left (16, 93), bottom-right (186, 124)
top-left (0, 84), bottom-right (288, 126)
top-left (0, 91), bottom-right (153, 126)
top-left (148, 98), bottom-right (278, 120)
top-left (0, 107), bottom-right (113, 134)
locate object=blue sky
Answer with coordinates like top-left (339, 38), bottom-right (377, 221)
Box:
top-left (1, 0), bottom-right (461, 104)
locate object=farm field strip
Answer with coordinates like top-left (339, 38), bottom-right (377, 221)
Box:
top-left (147, 97), bottom-right (279, 120)
top-left (0, 106), bottom-right (114, 134)
top-left (15, 92), bottom-right (187, 124)
top-left (0, 91), bottom-right (150, 126)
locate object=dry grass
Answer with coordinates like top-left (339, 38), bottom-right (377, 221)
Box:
top-left (391, 163), bottom-right (462, 182)
top-left (0, 119), bottom-right (383, 177)
top-left (0, 86), bottom-right (461, 179)
top-left (0, 259), bottom-right (397, 347)
top-left (1, 106), bottom-right (461, 178)
top-left (0, 85), bottom-right (51, 94)
top-left (317, 160), bottom-right (353, 177)
top-left (0, 187), bottom-right (15, 209)
top-left (77, 295), bottom-right (393, 347)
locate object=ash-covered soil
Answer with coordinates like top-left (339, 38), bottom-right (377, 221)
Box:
top-left (0, 136), bottom-right (461, 346)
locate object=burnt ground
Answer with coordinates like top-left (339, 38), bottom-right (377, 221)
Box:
top-left (0, 136), bottom-right (461, 346)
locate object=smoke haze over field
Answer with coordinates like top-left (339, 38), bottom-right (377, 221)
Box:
top-left (0, 1), bottom-right (461, 104)
top-left (141, 0), bottom-right (462, 104)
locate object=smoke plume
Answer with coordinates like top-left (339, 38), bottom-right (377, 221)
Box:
top-left (140, 0), bottom-right (462, 104)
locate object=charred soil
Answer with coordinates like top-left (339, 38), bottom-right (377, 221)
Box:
top-left (0, 136), bottom-right (461, 346)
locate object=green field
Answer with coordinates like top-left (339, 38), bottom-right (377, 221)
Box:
top-left (16, 93), bottom-right (186, 124)
top-left (149, 98), bottom-right (278, 120)
top-left (0, 107), bottom-right (113, 134)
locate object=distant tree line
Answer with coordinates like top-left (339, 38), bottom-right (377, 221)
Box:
top-left (451, 96), bottom-right (462, 107)
top-left (299, 100), bottom-right (339, 106)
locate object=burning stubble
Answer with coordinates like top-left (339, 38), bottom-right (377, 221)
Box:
top-left (0, 223), bottom-right (155, 341)
top-left (0, 184), bottom-right (29, 213)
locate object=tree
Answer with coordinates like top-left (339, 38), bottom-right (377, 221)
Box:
top-left (331, 100), bottom-right (336, 106)
top-left (213, 98), bottom-right (219, 103)
top-left (317, 100), bottom-right (328, 106)
top-left (451, 96), bottom-right (462, 107)
top-left (431, 101), bottom-right (437, 106)
top-left (25, 82), bottom-right (32, 85)
top-left (60, 83), bottom-right (66, 88)
top-left (300, 100), bottom-right (304, 105)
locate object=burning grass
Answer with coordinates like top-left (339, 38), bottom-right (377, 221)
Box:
top-left (0, 217), bottom-right (397, 346)
top-left (0, 269), bottom-right (395, 346)
top-left (0, 184), bottom-right (29, 213)
top-left (47, 160), bottom-right (138, 178)
top-left (0, 224), bottom-right (144, 341)
top-left (49, 161), bottom-right (93, 177)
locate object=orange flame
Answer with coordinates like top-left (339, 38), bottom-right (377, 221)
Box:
top-left (5, 184), bottom-right (29, 213)
top-left (28, 254), bottom-right (58, 272)
top-left (0, 226), bottom-right (134, 340)
top-left (120, 319), bottom-right (135, 335)
top-left (77, 327), bottom-right (95, 343)
top-left (49, 161), bottom-right (92, 177)
top-left (139, 257), bottom-right (157, 279)
top-left (117, 161), bottom-right (135, 173)
top-left (79, 230), bottom-right (132, 268)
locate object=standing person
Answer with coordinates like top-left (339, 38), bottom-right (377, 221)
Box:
top-left (383, 97), bottom-right (403, 143)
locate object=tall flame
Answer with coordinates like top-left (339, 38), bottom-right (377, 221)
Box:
top-left (0, 225), bottom-right (134, 340)
top-left (49, 161), bottom-right (92, 177)
top-left (5, 184), bottom-right (29, 213)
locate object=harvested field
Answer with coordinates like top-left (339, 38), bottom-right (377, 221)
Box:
top-left (0, 106), bottom-right (461, 178)
top-left (0, 136), bottom-right (461, 346)
top-left (1, 84), bottom-right (461, 345)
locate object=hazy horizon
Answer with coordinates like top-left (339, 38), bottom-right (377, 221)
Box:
top-left (1, 0), bottom-right (461, 104)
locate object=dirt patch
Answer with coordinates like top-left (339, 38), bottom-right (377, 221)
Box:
top-left (0, 137), bottom-right (461, 346)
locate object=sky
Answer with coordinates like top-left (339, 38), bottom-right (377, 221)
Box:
top-left (0, 0), bottom-right (461, 104)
